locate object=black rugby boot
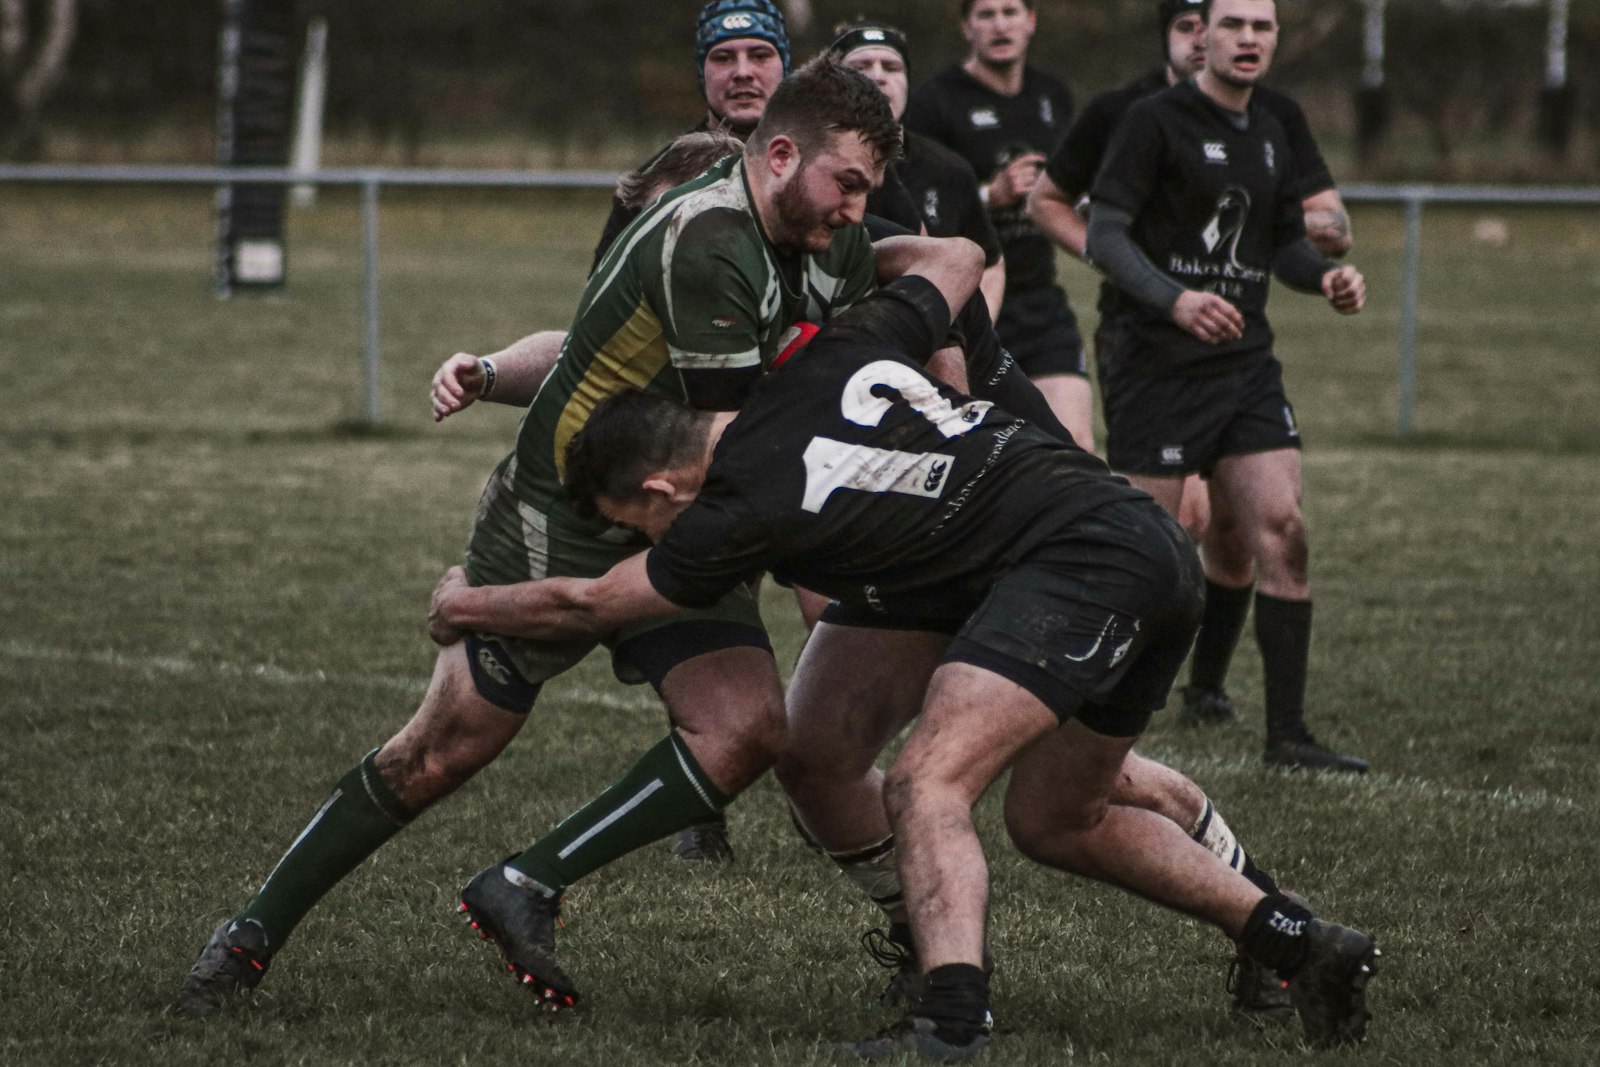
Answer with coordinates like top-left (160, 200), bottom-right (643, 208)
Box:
top-left (170, 918), bottom-right (271, 1020)
top-left (459, 861), bottom-right (578, 1009)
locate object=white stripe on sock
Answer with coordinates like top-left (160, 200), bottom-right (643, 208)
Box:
top-left (556, 778), bottom-right (665, 860)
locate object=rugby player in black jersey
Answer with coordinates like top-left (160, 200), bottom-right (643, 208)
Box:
top-left (1029, 0), bottom-right (1356, 739)
top-left (429, 264), bottom-right (1379, 1058)
top-left (903, 0), bottom-right (1094, 451)
top-left (1084, 0), bottom-right (1369, 773)
top-left (832, 20), bottom-right (1007, 319)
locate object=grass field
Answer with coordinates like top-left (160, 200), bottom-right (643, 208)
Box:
top-left (3, 186), bottom-right (1599, 1065)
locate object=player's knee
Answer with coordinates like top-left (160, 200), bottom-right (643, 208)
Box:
top-left (722, 689), bottom-right (789, 769)
top-left (1003, 794), bottom-right (1107, 862)
top-left (1256, 509), bottom-right (1309, 582)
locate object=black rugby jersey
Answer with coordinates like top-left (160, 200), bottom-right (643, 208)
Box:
top-left (1049, 74), bottom-right (1335, 321)
top-left (897, 131), bottom-right (1002, 266)
top-left (903, 64), bottom-right (1072, 293)
top-left (645, 280), bottom-right (1144, 618)
top-left (1090, 79), bottom-right (1306, 370)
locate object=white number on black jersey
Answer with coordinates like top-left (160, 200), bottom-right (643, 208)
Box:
top-left (800, 360), bottom-right (991, 513)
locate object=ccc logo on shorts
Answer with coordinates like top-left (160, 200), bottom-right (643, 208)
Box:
top-left (477, 646), bottom-right (511, 686)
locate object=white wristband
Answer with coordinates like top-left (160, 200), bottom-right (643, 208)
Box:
top-left (479, 357), bottom-right (498, 399)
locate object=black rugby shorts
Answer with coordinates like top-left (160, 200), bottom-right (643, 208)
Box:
top-left (1103, 353), bottom-right (1302, 477)
top-left (943, 499), bottom-right (1204, 737)
top-left (995, 284), bottom-right (1088, 379)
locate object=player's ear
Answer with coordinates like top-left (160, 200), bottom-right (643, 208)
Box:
top-left (640, 474), bottom-right (684, 503)
top-left (764, 135), bottom-right (801, 180)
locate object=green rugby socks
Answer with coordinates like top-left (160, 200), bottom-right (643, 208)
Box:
top-left (237, 748), bottom-right (414, 951)
top-left (507, 732), bottom-right (730, 892)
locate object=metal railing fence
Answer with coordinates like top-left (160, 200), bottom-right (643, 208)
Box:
top-left (5, 164), bottom-right (1599, 434)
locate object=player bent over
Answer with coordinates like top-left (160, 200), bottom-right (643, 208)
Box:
top-left (429, 274), bottom-right (1379, 1055)
top-left (170, 57), bottom-right (903, 1019)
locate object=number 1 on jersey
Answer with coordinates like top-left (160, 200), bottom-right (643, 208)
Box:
top-left (800, 360), bottom-right (990, 513)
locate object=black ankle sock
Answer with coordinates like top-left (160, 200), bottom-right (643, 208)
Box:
top-left (916, 963), bottom-right (992, 1042)
top-left (1254, 593), bottom-right (1313, 743)
top-left (1240, 854), bottom-right (1281, 896)
top-left (1241, 893), bottom-right (1315, 978)
top-left (1189, 581), bottom-right (1254, 691)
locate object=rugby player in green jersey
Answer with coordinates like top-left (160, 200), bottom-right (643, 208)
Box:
top-left (427, 267), bottom-right (1379, 1055)
top-left (171, 55), bottom-right (956, 1019)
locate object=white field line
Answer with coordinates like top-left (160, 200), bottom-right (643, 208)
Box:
top-left (0, 639), bottom-right (661, 714)
top-left (1140, 746), bottom-right (1582, 816)
top-left (1, 640), bottom-right (1583, 815)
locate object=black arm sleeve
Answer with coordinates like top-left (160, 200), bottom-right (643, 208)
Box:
top-left (1272, 240), bottom-right (1335, 294)
top-left (1085, 206), bottom-right (1184, 315)
top-left (813, 276), bottom-right (950, 367)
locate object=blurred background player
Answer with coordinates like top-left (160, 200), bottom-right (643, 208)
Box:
top-left (903, 0), bottom-right (1093, 449)
top-left (1031, 0), bottom-right (1359, 739)
top-left (590, 0), bottom-right (790, 268)
top-left (1084, 0), bottom-right (1370, 772)
top-left (832, 20), bottom-right (1007, 318)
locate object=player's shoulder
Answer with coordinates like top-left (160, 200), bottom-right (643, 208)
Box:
top-left (1252, 84), bottom-right (1306, 123)
top-left (905, 130), bottom-right (980, 180)
top-left (1023, 64), bottom-right (1072, 99)
top-left (909, 64), bottom-right (972, 105)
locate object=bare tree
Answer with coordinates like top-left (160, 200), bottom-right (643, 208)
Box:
top-left (0, 0), bottom-right (77, 158)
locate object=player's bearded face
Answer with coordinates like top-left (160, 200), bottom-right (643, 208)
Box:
top-left (771, 132), bottom-right (881, 254)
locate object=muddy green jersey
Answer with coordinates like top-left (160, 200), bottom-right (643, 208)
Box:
top-left (512, 154), bottom-right (877, 521)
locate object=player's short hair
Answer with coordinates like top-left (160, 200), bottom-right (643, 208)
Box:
top-left (614, 131), bottom-right (744, 211)
top-left (960, 0), bottom-right (1036, 17)
top-left (745, 54), bottom-right (902, 168)
top-left (563, 391), bottom-right (712, 520)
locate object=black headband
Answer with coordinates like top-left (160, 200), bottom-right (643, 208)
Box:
top-left (829, 25), bottom-right (910, 70)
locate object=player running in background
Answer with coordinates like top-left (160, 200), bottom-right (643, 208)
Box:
top-left (1029, 0), bottom-right (1356, 735)
top-left (833, 20), bottom-right (1007, 319)
top-left (1084, 0), bottom-right (1369, 772)
top-left (903, 0), bottom-right (1094, 450)
top-left (171, 57), bottom-right (922, 1019)
top-left (428, 272), bottom-right (1380, 1057)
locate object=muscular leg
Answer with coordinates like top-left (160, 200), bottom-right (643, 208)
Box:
top-left (1210, 448), bottom-right (1307, 599)
top-left (1211, 450), bottom-right (1364, 770)
top-left (885, 665), bottom-right (1058, 972)
top-left (1002, 722), bottom-right (1261, 935)
top-left (502, 646), bottom-right (785, 892)
top-left (778, 625), bottom-right (948, 852)
top-left (1030, 372), bottom-right (1096, 453)
top-left (239, 641), bottom-right (528, 951)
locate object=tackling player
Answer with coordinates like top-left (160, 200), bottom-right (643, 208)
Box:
top-left (171, 56), bottom-right (917, 1020)
top-left (428, 272), bottom-right (1380, 1058)
top-left (1084, 0), bottom-right (1369, 772)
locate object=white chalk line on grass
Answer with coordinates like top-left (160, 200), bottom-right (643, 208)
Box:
top-left (0, 639), bottom-right (660, 715)
top-left (2, 640), bottom-right (1582, 815)
top-left (1141, 746), bottom-right (1582, 816)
